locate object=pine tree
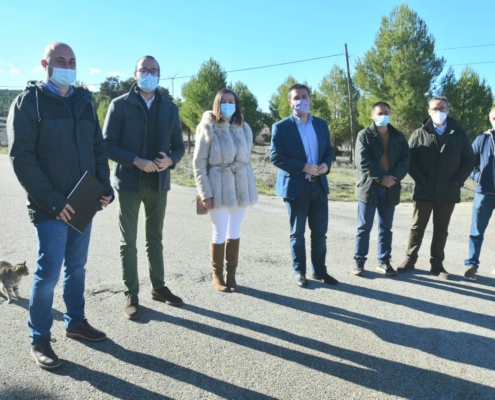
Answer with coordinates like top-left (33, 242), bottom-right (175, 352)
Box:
top-left (355, 4), bottom-right (445, 135)
top-left (440, 66), bottom-right (494, 140)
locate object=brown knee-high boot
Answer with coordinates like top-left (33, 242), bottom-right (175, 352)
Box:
top-left (211, 242), bottom-right (228, 292)
top-left (225, 238), bottom-right (240, 292)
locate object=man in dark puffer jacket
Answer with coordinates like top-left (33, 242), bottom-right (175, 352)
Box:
top-left (8, 42), bottom-right (113, 370)
top-left (397, 96), bottom-right (475, 279)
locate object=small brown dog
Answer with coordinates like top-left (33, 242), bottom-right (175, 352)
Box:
top-left (0, 261), bottom-right (29, 303)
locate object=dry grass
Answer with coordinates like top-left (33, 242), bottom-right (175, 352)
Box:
top-left (171, 147), bottom-right (476, 203)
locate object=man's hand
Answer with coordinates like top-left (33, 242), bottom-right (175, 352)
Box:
top-left (317, 163), bottom-right (329, 175)
top-left (100, 195), bottom-right (112, 208)
top-left (381, 175), bottom-right (397, 188)
top-left (303, 163), bottom-right (319, 175)
top-left (134, 157), bottom-right (158, 173)
top-left (56, 204), bottom-right (75, 222)
top-left (154, 152), bottom-right (174, 171)
top-left (202, 197), bottom-right (213, 210)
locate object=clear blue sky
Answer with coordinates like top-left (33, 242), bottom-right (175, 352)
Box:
top-left (1, 0), bottom-right (494, 112)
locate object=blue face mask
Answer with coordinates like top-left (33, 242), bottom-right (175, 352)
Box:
top-left (137, 74), bottom-right (159, 93)
top-left (48, 66), bottom-right (76, 88)
top-left (375, 115), bottom-right (390, 127)
top-left (220, 103), bottom-right (236, 119)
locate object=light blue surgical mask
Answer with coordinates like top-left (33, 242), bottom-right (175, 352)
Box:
top-left (375, 115), bottom-right (390, 127)
top-left (220, 103), bottom-right (236, 119)
top-left (137, 74), bottom-right (159, 93)
top-left (48, 66), bottom-right (76, 88)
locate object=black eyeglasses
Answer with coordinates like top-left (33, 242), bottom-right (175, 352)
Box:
top-left (137, 68), bottom-right (160, 77)
top-left (429, 107), bottom-right (449, 112)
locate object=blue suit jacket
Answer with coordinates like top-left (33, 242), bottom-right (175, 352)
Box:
top-left (270, 114), bottom-right (333, 199)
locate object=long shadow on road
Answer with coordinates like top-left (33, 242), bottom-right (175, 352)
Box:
top-left (76, 337), bottom-right (275, 400)
top-left (332, 281), bottom-right (495, 331)
top-left (153, 302), bottom-right (494, 399)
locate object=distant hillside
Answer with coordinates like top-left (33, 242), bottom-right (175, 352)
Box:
top-left (0, 89), bottom-right (22, 117)
top-left (0, 117), bottom-right (7, 147)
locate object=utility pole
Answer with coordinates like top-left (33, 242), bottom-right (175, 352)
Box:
top-left (345, 43), bottom-right (356, 164)
top-left (167, 70), bottom-right (182, 99)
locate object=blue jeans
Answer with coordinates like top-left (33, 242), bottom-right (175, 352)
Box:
top-left (284, 180), bottom-right (328, 275)
top-left (354, 186), bottom-right (395, 264)
top-left (464, 193), bottom-right (495, 269)
top-left (29, 220), bottom-right (92, 344)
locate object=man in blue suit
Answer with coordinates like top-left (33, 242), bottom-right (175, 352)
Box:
top-left (270, 83), bottom-right (338, 288)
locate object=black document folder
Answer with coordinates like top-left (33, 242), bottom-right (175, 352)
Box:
top-left (66, 171), bottom-right (108, 233)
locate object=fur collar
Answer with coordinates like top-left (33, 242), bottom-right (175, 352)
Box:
top-left (200, 110), bottom-right (242, 128)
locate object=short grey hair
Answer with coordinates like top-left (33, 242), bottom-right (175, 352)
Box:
top-left (490, 107), bottom-right (495, 117)
top-left (429, 96), bottom-right (450, 109)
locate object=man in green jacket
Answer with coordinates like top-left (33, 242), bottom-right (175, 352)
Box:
top-left (103, 55), bottom-right (185, 319)
top-left (353, 102), bottom-right (410, 276)
top-left (397, 96), bottom-right (475, 279)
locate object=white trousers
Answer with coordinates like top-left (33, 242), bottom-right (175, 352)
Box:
top-left (209, 207), bottom-right (247, 244)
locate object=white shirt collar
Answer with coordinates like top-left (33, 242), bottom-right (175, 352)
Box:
top-left (140, 93), bottom-right (155, 109)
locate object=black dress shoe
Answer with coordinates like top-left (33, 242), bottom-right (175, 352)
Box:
top-left (312, 272), bottom-right (339, 285)
top-left (321, 273), bottom-right (339, 285)
top-left (294, 274), bottom-right (308, 288)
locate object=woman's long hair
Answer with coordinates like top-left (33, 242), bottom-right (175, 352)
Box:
top-left (212, 88), bottom-right (243, 126)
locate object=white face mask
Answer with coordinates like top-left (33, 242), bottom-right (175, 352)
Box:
top-left (491, 121), bottom-right (495, 130)
top-left (48, 65), bottom-right (76, 88)
top-left (431, 111), bottom-right (447, 126)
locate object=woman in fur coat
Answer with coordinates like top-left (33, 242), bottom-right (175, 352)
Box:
top-left (193, 89), bottom-right (258, 292)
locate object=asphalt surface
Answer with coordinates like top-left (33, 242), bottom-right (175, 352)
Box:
top-left (1, 153), bottom-right (495, 400)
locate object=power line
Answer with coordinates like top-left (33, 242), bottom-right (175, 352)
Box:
top-left (447, 60), bottom-right (495, 66)
top-left (438, 43), bottom-right (495, 50)
top-left (0, 53), bottom-right (344, 89)
top-left (172, 53), bottom-right (343, 80)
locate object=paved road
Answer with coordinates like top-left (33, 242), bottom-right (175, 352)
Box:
top-left (1, 153), bottom-right (495, 399)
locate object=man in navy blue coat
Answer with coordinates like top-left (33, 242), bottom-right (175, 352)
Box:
top-left (270, 83), bottom-right (338, 288)
top-left (463, 107), bottom-right (495, 280)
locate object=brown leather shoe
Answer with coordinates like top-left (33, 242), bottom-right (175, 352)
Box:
top-left (31, 339), bottom-right (61, 370)
top-left (124, 294), bottom-right (140, 320)
top-left (151, 286), bottom-right (184, 306)
top-left (397, 258), bottom-right (415, 273)
top-left (66, 319), bottom-right (107, 341)
top-left (430, 265), bottom-right (451, 280)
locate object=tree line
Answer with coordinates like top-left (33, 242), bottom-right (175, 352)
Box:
top-left (1, 4), bottom-right (493, 149)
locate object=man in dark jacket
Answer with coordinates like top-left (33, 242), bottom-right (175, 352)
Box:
top-left (103, 55), bottom-right (185, 320)
top-left (8, 42), bottom-right (113, 370)
top-left (463, 108), bottom-right (495, 280)
top-left (397, 96), bottom-right (475, 279)
top-left (353, 102), bottom-right (410, 277)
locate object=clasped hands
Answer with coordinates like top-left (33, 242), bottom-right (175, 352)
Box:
top-left (303, 163), bottom-right (328, 175)
top-left (134, 152), bottom-right (173, 173)
top-left (381, 175), bottom-right (397, 188)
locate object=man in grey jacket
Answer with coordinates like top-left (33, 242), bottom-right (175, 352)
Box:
top-left (8, 42), bottom-right (112, 370)
top-left (353, 102), bottom-right (410, 277)
top-left (103, 55), bottom-right (185, 320)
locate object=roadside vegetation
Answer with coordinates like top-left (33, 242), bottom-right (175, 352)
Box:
top-left (172, 144), bottom-right (476, 203)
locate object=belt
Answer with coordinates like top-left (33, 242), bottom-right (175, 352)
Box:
top-left (306, 175), bottom-right (318, 182)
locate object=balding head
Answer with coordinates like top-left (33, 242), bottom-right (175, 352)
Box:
top-left (43, 42), bottom-right (75, 64)
top-left (40, 42), bottom-right (76, 92)
top-left (490, 108), bottom-right (495, 130)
